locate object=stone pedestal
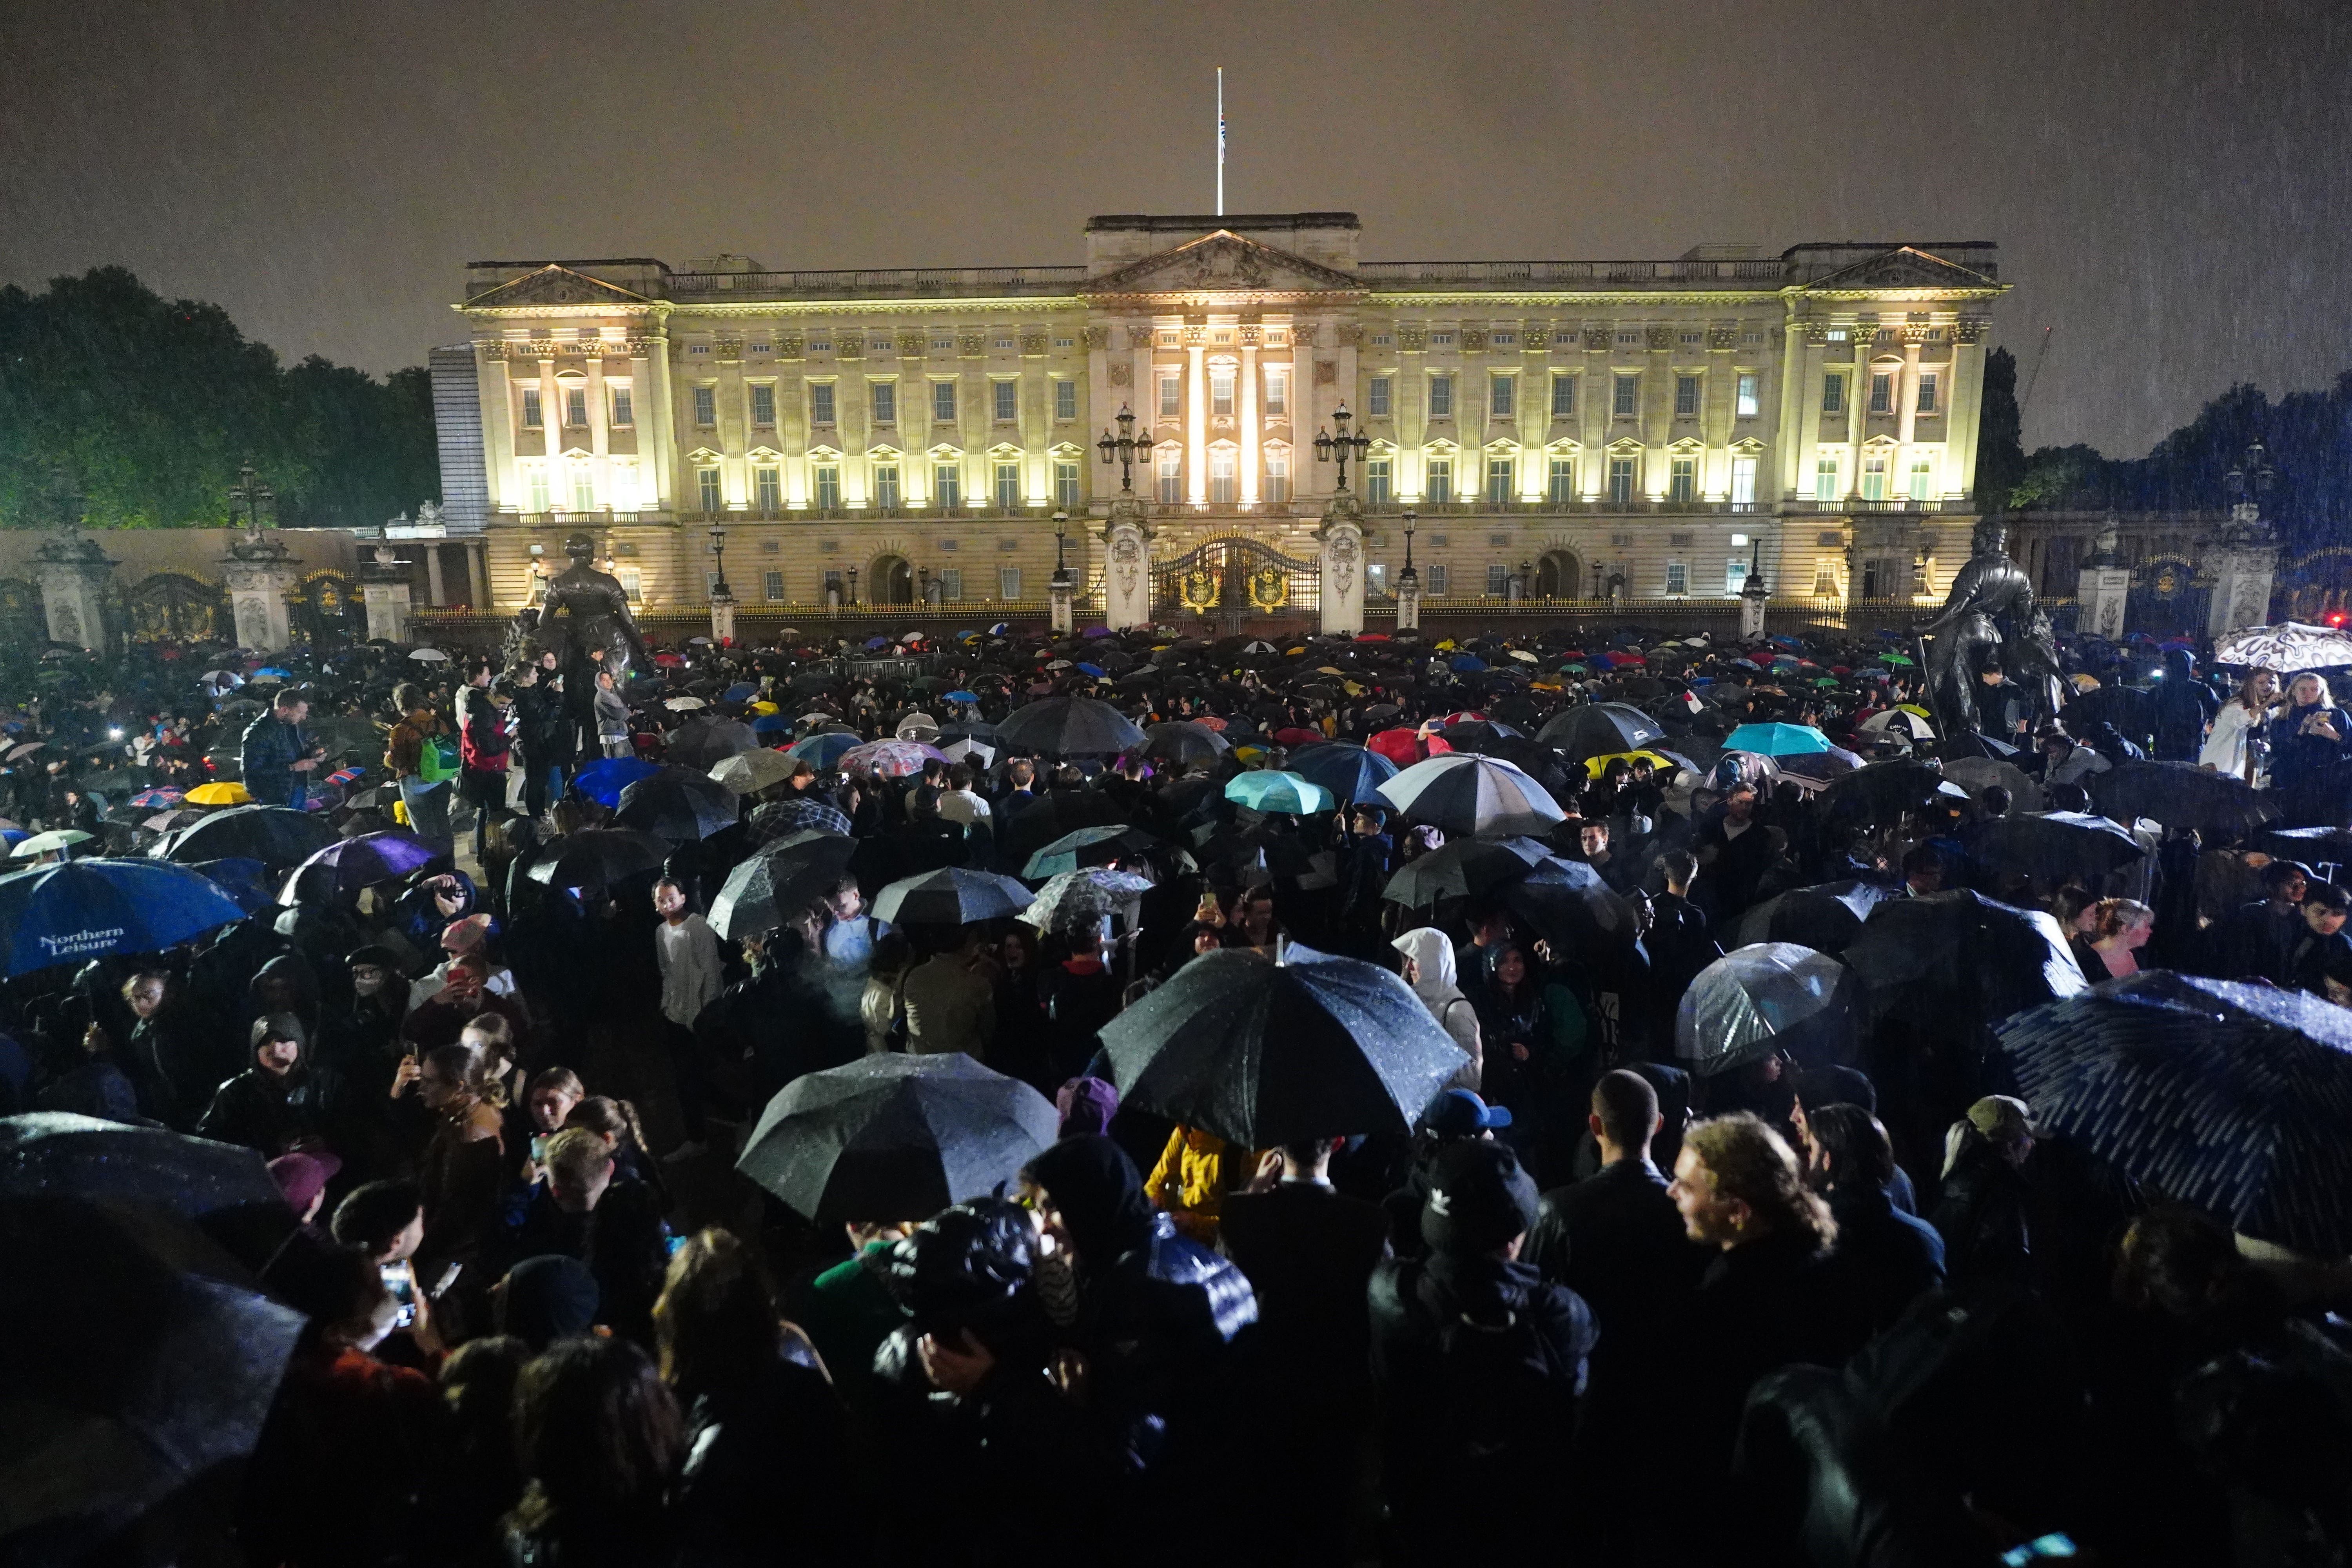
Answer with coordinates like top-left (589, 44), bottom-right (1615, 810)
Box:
top-left (1394, 579), bottom-right (1422, 633)
top-left (2209, 544), bottom-right (2281, 638)
top-left (221, 532), bottom-right (302, 653)
top-left (1317, 502), bottom-right (1366, 636)
top-left (359, 542), bottom-right (412, 643)
top-left (709, 589), bottom-right (737, 646)
top-left (2076, 565), bottom-right (2132, 641)
top-left (1049, 571), bottom-right (1076, 635)
top-left (33, 532), bottom-right (117, 653)
top-left (1738, 575), bottom-right (1769, 642)
top-left (1100, 499), bottom-right (1153, 632)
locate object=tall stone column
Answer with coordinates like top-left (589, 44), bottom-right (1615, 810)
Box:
top-left (2208, 500), bottom-right (2283, 636)
top-left (33, 531), bottom-right (117, 653)
top-left (359, 539), bottom-right (414, 643)
top-left (2075, 517), bottom-right (2132, 642)
top-left (221, 531), bottom-right (302, 653)
top-left (1394, 571), bottom-right (1422, 633)
top-left (1318, 496), bottom-right (1365, 635)
top-left (1100, 496), bottom-right (1153, 630)
top-left (1049, 568), bottom-right (1076, 635)
top-left (709, 585), bottom-right (737, 646)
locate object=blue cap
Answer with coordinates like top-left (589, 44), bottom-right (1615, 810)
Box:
top-left (1425, 1088), bottom-right (1512, 1138)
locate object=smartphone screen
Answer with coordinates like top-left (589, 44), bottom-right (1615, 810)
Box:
top-left (381, 1263), bottom-right (417, 1329)
top-left (530, 1134), bottom-right (549, 1165)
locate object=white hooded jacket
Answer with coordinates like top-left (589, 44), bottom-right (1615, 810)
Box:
top-left (1392, 926), bottom-right (1483, 1092)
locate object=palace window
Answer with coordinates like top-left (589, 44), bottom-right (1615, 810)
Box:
top-left (933, 382), bottom-right (957, 422)
top-left (1054, 379), bottom-right (1077, 421)
top-left (872, 464), bottom-right (902, 509)
top-left (1669, 456), bottom-right (1697, 502)
top-left (1209, 448), bottom-right (1237, 503)
top-left (1491, 330), bottom-right (1516, 347)
top-left (1616, 331), bottom-right (1640, 345)
top-left (1613, 374), bottom-right (1639, 417)
top-left (1869, 372), bottom-right (1894, 415)
top-left (608, 385), bottom-right (633, 426)
top-left (565, 385), bottom-right (588, 427)
top-left (1428, 374), bottom-right (1454, 418)
top-left (871, 382), bottom-right (897, 424)
top-left (521, 388), bottom-right (543, 428)
top-left (753, 466), bottom-right (781, 511)
top-left (995, 463), bottom-right (1021, 510)
top-left (697, 467), bottom-right (722, 512)
top-left (1157, 447), bottom-right (1182, 503)
top-left (1680, 331), bottom-right (1702, 346)
top-left (1665, 560), bottom-right (1689, 596)
top-left (763, 570), bottom-right (785, 602)
top-left (525, 465), bottom-right (551, 513)
top-left (1160, 373), bottom-right (1181, 417)
top-left (931, 334), bottom-right (955, 352)
top-left (692, 386), bottom-right (717, 426)
top-left (938, 568), bottom-right (964, 600)
top-left (933, 463), bottom-right (960, 509)
top-left (1551, 375), bottom-right (1576, 417)
top-left (568, 464), bottom-right (596, 512)
top-left (1816, 456), bottom-right (1839, 501)
top-left (1731, 455), bottom-right (1758, 506)
top-left (1674, 375), bottom-right (1701, 417)
top-left (1430, 330), bottom-right (1456, 348)
top-left (608, 461), bottom-right (638, 512)
top-left (1487, 563), bottom-right (1510, 597)
top-left (1608, 456), bottom-right (1636, 507)
top-left (1822, 375), bottom-right (1845, 416)
top-left (1426, 457), bottom-right (1453, 504)
top-left (1000, 566), bottom-right (1022, 599)
top-left (1055, 460), bottom-right (1082, 506)
top-left (1265, 447), bottom-right (1291, 503)
top-left (616, 567), bottom-right (642, 603)
top-left (1364, 457), bottom-right (1392, 505)
top-left (1909, 455), bottom-right (1936, 500)
top-left (1489, 374), bottom-right (1514, 417)
top-left (1548, 457), bottom-right (1576, 505)
top-left (992, 334), bottom-right (1016, 350)
top-left (1862, 454), bottom-right (1889, 501)
top-left (1736, 373), bottom-right (1760, 418)
top-left (1264, 367), bottom-right (1288, 416)
top-left (1726, 555), bottom-right (1750, 596)
top-left (750, 384), bottom-right (776, 427)
top-left (1487, 458), bottom-right (1513, 505)
top-left (1813, 559), bottom-right (1840, 597)
top-left (993, 381), bottom-right (1018, 422)
top-left (1210, 367), bottom-right (1236, 416)
top-left (1426, 564), bottom-right (1449, 595)
top-left (1916, 372), bottom-right (1940, 414)
top-left (1368, 376), bottom-right (1392, 417)
top-left (1370, 331), bottom-right (1393, 347)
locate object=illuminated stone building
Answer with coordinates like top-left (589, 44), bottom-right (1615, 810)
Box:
top-left (433, 213), bottom-right (2008, 630)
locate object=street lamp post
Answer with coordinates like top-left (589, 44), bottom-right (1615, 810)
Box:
top-left (1590, 563), bottom-right (1605, 599)
top-left (228, 462), bottom-right (275, 537)
top-left (1096, 405), bottom-right (1154, 494)
top-left (1049, 510), bottom-right (1076, 634)
top-left (706, 523), bottom-right (734, 644)
top-left (845, 565), bottom-right (859, 606)
top-left (1517, 558), bottom-right (1532, 604)
top-left (1313, 403), bottom-right (1372, 494)
top-left (1394, 510), bottom-right (1421, 632)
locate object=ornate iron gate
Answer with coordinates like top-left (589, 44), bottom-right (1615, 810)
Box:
top-left (123, 573), bottom-right (228, 643)
top-left (1149, 535), bottom-right (1320, 622)
top-left (288, 569), bottom-right (366, 646)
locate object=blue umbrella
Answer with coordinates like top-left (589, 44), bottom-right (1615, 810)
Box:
top-left (187, 856), bottom-right (278, 915)
top-left (1286, 742), bottom-right (1399, 806)
top-left (1224, 770), bottom-right (1334, 815)
top-left (751, 712), bottom-right (792, 734)
top-left (988, 622), bottom-right (1009, 636)
top-left (1450, 655), bottom-right (1488, 673)
top-left (724, 682), bottom-right (758, 702)
top-left (1722, 722), bottom-right (1832, 757)
top-left (1075, 663), bottom-right (1106, 678)
top-left (865, 636), bottom-right (891, 650)
top-left (569, 756), bottom-right (661, 808)
top-left (944, 690), bottom-right (978, 704)
top-left (0, 858), bottom-right (247, 975)
top-left (785, 731), bottom-right (862, 769)
top-left (0, 830), bottom-right (24, 853)
top-left (254, 666), bottom-right (293, 679)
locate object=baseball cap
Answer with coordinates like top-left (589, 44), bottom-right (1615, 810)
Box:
top-left (1424, 1088), bottom-right (1512, 1139)
top-left (1967, 1094), bottom-right (2036, 1145)
top-left (267, 1151), bottom-right (343, 1215)
top-left (1420, 1139), bottom-right (1540, 1258)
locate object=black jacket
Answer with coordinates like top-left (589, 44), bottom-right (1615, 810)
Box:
top-left (194, 1062), bottom-right (347, 1156)
top-left (1523, 1157), bottom-right (1708, 1378)
top-left (506, 1179), bottom-right (672, 1348)
top-left (1220, 1181), bottom-right (1388, 1404)
top-left (1825, 1181), bottom-right (1946, 1336)
top-left (1686, 1228), bottom-right (1853, 1474)
top-left (1931, 1136), bottom-right (2031, 1290)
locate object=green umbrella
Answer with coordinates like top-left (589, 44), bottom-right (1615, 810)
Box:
top-left (1879, 653), bottom-right (1916, 667)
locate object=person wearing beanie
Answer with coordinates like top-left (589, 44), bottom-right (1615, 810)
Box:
top-left (268, 1150), bottom-right (345, 1225)
top-left (495, 1254), bottom-right (603, 1350)
top-left (1931, 1094), bottom-right (2036, 1290)
top-left (1367, 1139), bottom-right (1595, 1558)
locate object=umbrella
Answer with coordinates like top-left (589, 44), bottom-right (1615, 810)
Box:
top-left (2090, 762), bottom-right (2278, 840)
top-left (1728, 880), bottom-right (1898, 954)
top-left (162, 805), bottom-right (338, 869)
top-left (1962, 811), bottom-right (2147, 880)
top-left (994, 695), bottom-right (1147, 756)
top-left (708, 750), bottom-right (797, 794)
top-left (784, 730), bottom-right (864, 771)
top-left (1099, 945), bottom-right (1468, 1146)
top-left (1367, 728), bottom-right (1423, 768)
top-left (2211, 622), bottom-right (2352, 673)
top-left (751, 712), bottom-right (792, 735)
top-left (1775, 746), bottom-right (1868, 786)
top-left (842, 739), bottom-right (948, 781)
top-left (664, 717), bottom-right (761, 769)
top-left (751, 796), bottom-right (855, 838)
top-left (1535, 702), bottom-right (1667, 761)
top-left (187, 857), bottom-right (278, 915)
top-left (1381, 836), bottom-right (1552, 908)
top-left (2001, 972), bottom-right (2352, 1256)
top-left (1434, 720), bottom-right (1526, 757)
top-left (664, 696), bottom-right (710, 711)
top-left (736, 1053), bottom-right (1059, 1225)
top-left (569, 755), bottom-right (661, 808)
top-left (1675, 943), bottom-right (1861, 1076)
top-left (1858, 708), bottom-right (1937, 741)
top-left (303, 716), bottom-right (383, 763)
top-left (1224, 771), bottom-right (1334, 815)
top-left (616, 768), bottom-right (741, 842)
top-left (940, 736), bottom-right (997, 768)
top-left (1023, 867), bottom-right (1153, 936)
top-left (1722, 722), bottom-right (1832, 757)
top-left (10, 829), bottom-right (93, 858)
top-left (1140, 721), bottom-right (1230, 765)
top-left (1841, 889), bottom-right (2087, 1034)
top-left (127, 788), bottom-right (183, 809)
top-left (1944, 756), bottom-right (2044, 815)
top-left (710, 834), bottom-right (860, 940)
top-left (182, 782), bottom-right (251, 807)
top-left (871, 867), bottom-right (1036, 927)
top-left (1022, 824), bottom-right (1162, 880)
top-left (1286, 741), bottom-right (1399, 807)
top-left (0, 859), bottom-right (248, 975)
top-left (199, 669), bottom-right (244, 694)
top-left (525, 828), bottom-right (672, 891)
top-left (1378, 753), bottom-right (1566, 838)
top-left (276, 831), bottom-right (439, 901)
top-left (408, 647), bottom-right (450, 662)
top-left (1501, 857), bottom-right (1640, 944)
top-left (1816, 760), bottom-right (1962, 823)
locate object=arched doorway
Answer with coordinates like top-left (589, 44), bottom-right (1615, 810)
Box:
top-left (1534, 549), bottom-right (1583, 600)
top-left (871, 554), bottom-right (915, 604)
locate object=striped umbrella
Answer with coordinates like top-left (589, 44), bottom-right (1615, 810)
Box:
top-left (1376, 753), bottom-right (1566, 838)
top-left (2001, 971), bottom-right (2352, 1256)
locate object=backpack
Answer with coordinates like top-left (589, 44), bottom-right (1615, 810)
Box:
top-left (417, 733), bottom-right (461, 784)
top-left (1402, 1263), bottom-right (1572, 1477)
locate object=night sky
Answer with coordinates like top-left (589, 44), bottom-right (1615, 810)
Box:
top-left (5, 0), bottom-right (2348, 458)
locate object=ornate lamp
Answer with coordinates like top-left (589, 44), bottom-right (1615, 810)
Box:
top-left (1096, 404), bottom-right (1153, 493)
top-left (1314, 403), bottom-right (1372, 492)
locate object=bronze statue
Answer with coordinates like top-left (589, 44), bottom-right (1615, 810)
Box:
top-left (1911, 514), bottom-right (2063, 743)
top-left (524, 533), bottom-right (652, 747)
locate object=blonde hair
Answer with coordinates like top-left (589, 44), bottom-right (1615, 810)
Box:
top-left (2092, 898), bottom-right (2154, 942)
top-left (1682, 1112), bottom-right (1837, 1250)
top-left (2285, 672), bottom-right (2337, 710)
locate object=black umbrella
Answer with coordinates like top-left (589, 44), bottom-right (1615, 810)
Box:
top-left (160, 804), bottom-right (339, 871)
top-left (1021, 824), bottom-right (1163, 880)
top-left (2000, 971), bottom-right (2352, 1256)
top-left (994, 695), bottom-right (1147, 757)
top-left (1380, 835), bottom-right (1552, 908)
top-left (1501, 857), bottom-right (1639, 944)
top-left (735, 1053), bottom-right (1059, 1224)
top-left (1675, 943), bottom-right (1861, 1077)
top-left (2090, 761), bottom-right (2278, 840)
top-left (1139, 721), bottom-right (1229, 765)
top-left (708, 834), bottom-right (858, 940)
top-left (1815, 760), bottom-right (1963, 824)
top-left (0, 1112), bottom-right (294, 1266)
top-left (1099, 946), bottom-right (1469, 1146)
top-left (615, 767), bottom-right (740, 842)
top-left (525, 828), bottom-right (672, 891)
top-left (1728, 880), bottom-right (1899, 955)
top-left (664, 717), bottom-right (761, 769)
top-left (1534, 702), bottom-right (1667, 761)
top-left (2259, 826), bottom-right (2352, 872)
top-left (1435, 720), bottom-right (1526, 757)
top-left (1961, 811), bottom-right (2147, 881)
top-left (1841, 890), bottom-right (2088, 1034)
top-left (0, 1192), bottom-right (307, 1560)
top-left (871, 867), bottom-right (1035, 927)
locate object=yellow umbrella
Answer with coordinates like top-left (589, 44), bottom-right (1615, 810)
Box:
top-left (1436, 639), bottom-right (1459, 652)
top-left (750, 701), bottom-right (780, 715)
top-left (185, 782), bottom-right (253, 806)
top-left (1583, 750), bottom-right (1675, 780)
top-left (1897, 704), bottom-right (1931, 717)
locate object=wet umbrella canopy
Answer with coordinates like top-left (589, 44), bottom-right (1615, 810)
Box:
top-left (1675, 942), bottom-right (1860, 1077)
top-left (1729, 879), bottom-right (1898, 955)
top-left (568, 756), bottom-right (661, 808)
top-left (1285, 741), bottom-right (1399, 807)
top-left (2090, 761), bottom-right (2278, 839)
top-left (1842, 889), bottom-right (2088, 1034)
top-left (1377, 753), bottom-right (1566, 838)
top-left (0, 860), bottom-right (248, 977)
top-left (871, 867), bottom-right (1036, 927)
top-left (1099, 945), bottom-right (1468, 1147)
top-left (1381, 835), bottom-right (1552, 908)
top-left (993, 695), bottom-right (1147, 757)
top-left (709, 833), bottom-right (858, 940)
top-left (160, 805), bottom-right (338, 870)
top-left (525, 828), bottom-right (672, 892)
top-left (276, 829), bottom-right (439, 901)
top-left (615, 768), bottom-right (741, 842)
top-left (1535, 701), bottom-right (1668, 761)
top-left (1962, 811), bottom-right (2147, 881)
top-left (736, 1053), bottom-right (1059, 1225)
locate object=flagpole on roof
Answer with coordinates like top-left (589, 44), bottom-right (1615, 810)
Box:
top-left (1216, 67), bottom-right (1225, 216)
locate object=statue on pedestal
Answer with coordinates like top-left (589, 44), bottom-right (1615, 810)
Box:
top-left (1911, 514), bottom-right (2063, 743)
top-left (517, 533), bottom-right (652, 748)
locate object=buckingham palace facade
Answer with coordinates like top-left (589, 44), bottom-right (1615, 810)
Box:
top-left (429, 212), bottom-right (2007, 630)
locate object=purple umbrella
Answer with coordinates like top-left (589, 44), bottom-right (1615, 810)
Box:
top-left (277, 830), bottom-right (441, 901)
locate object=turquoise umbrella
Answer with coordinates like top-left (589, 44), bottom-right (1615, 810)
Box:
top-left (1722, 722), bottom-right (1832, 757)
top-left (1224, 770), bottom-right (1334, 815)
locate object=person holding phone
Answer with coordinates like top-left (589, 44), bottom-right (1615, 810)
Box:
top-left (2265, 672), bottom-right (2351, 827)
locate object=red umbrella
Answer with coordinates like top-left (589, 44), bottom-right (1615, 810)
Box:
top-left (1367, 728), bottom-right (1422, 766)
top-left (1357, 633), bottom-right (1391, 642)
top-left (1434, 710), bottom-right (1488, 727)
top-left (1273, 726), bottom-right (1323, 746)
top-left (1197, 715), bottom-right (1229, 732)
top-left (653, 653), bottom-right (683, 667)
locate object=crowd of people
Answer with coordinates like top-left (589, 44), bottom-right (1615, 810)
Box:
top-left (6, 612), bottom-right (2352, 1567)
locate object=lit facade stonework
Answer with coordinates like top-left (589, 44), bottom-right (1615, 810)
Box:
top-left (437, 213), bottom-right (2007, 625)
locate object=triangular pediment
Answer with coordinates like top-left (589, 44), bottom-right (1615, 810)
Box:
top-left (1804, 247), bottom-right (1996, 293)
top-left (465, 265), bottom-right (652, 309)
top-left (1081, 231), bottom-right (1361, 296)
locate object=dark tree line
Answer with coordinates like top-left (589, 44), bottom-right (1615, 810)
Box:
top-left (0, 267), bottom-right (437, 530)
